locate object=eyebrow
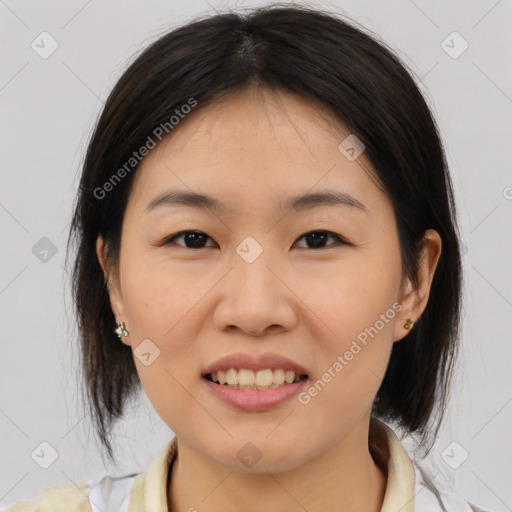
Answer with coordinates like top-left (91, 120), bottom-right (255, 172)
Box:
top-left (144, 189), bottom-right (368, 215)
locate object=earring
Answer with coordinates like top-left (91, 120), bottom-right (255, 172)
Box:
top-left (114, 321), bottom-right (129, 338)
top-left (403, 318), bottom-right (414, 330)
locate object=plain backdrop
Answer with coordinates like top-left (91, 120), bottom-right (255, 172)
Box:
top-left (1, 0), bottom-right (511, 510)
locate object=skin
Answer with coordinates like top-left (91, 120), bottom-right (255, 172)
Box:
top-left (96, 87), bottom-right (442, 512)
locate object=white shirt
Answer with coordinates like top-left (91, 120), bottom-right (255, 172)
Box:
top-left (4, 419), bottom-right (492, 511)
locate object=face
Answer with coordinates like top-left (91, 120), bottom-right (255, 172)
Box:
top-left (97, 87), bottom-right (441, 473)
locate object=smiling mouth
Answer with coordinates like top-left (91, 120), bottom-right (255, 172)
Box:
top-left (203, 369), bottom-right (309, 390)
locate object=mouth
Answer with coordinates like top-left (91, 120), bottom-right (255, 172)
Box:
top-left (202, 368), bottom-right (309, 390)
top-left (201, 368), bottom-right (310, 411)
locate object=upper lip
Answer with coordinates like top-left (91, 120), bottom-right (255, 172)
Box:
top-left (202, 352), bottom-right (310, 376)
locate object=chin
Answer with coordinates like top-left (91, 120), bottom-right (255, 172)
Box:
top-left (204, 437), bottom-right (305, 474)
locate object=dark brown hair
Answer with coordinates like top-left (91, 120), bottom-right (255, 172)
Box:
top-left (66, 2), bottom-right (463, 464)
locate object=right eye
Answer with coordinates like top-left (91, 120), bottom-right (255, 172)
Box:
top-left (162, 230), bottom-right (217, 249)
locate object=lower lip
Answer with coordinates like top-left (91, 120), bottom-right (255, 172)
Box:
top-left (201, 376), bottom-right (309, 411)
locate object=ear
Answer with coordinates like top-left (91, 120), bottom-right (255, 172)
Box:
top-left (96, 235), bottom-right (131, 346)
top-left (393, 229), bottom-right (442, 342)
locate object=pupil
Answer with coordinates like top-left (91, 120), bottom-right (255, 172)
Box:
top-left (306, 232), bottom-right (327, 248)
top-left (185, 232), bottom-right (205, 248)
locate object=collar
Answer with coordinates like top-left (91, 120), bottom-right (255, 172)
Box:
top-left (127, 418), bottom-right (415, 512)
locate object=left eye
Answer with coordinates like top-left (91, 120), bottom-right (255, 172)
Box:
top-left (293, 230), bottom-right (347, 249)
top-left (161, 230), bottom-right (347, 250)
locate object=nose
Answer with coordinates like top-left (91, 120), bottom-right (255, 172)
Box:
top-left (212, 248), bottom-right (298, 337)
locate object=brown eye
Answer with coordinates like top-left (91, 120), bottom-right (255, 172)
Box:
top-left (161, 229), bottom-right (348, 250)
top-left (164, 231), bottom-right (216, 249)
top-left (293, 230), bottom-right (347, 249)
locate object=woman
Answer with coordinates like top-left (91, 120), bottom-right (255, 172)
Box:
top-left (5, 3), bottom-right (492, 511)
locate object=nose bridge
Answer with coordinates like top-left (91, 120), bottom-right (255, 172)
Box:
top-left (232, 234), bottom-right (281, 308)
top-left (213, 234), bottom-right (296, 335)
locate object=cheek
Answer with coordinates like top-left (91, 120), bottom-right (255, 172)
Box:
top-left (132, 355), bottom-right (199, 440)
top-left (300, 319), bottom-right (394, 434)
top-left (119, 248), bottom-right (195, 340)
top-left (118, 248), bottom-right (210, 406)
top-left (296, 256), bottom-right (400, 348)
top-left (295, 254), bottom-right (399, 412)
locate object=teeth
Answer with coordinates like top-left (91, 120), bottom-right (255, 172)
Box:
top-left (285, 370), bottom-right (295, 384)
top-left (273, 368), bottom-right (285, 385)
top-left (238, 369), bottom-right (255, 386)
top-left (255, 369), bottom-right (273, 387)
top-left (225, 369), bottom-right (238, 385)
top-left (208, 368), bottom-right (306, 389)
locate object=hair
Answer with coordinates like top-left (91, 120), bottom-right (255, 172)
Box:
top-left (66, 2), bottom-right (463, 464)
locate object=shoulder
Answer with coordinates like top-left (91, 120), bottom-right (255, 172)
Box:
top-left (2, 473), bottom-right (139, 512)
top-left (2, 439), bottom-right (175, 512)
top-left (412, 462), bottom-right (495, 512)
top-left (2, 481), bottom-right (91, 512)
top-left (369, 419), bottom-right (494, 512)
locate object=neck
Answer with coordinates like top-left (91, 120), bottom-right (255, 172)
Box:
top-left (167, 419), bottom-right (387, 512)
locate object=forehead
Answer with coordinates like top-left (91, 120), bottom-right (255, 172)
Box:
top-left (128, 87), bottom-right (385, 216)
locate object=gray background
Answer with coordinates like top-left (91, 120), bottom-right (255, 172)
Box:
top-left (1, 0), bottom-right (511, 510)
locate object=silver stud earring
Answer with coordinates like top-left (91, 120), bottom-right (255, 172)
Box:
top-left (114, 321), bottom-right (129, 338)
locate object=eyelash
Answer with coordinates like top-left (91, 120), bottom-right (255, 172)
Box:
top-left (160, 230), bottom-right (350, 250)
